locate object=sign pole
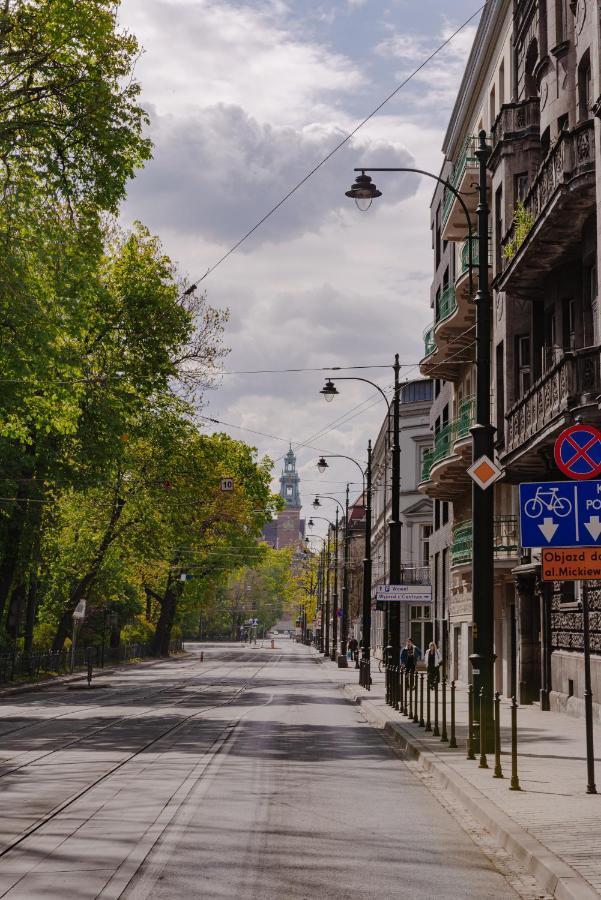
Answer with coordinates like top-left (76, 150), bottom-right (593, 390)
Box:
top-left (582, 579), bottom-right (597, 794)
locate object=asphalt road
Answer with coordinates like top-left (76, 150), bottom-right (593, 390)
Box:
top-left (0, 642), bottom-right (519, 899)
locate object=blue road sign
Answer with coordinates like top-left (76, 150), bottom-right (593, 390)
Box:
top-left (520, 480), bottom-right (601, 548)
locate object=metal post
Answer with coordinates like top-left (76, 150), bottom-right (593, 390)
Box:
top-left (449, 680), bottom-right (457, 748)
top-left (469, 130), bottom-right (495, 754)
top-left (86, 646), bottom-right (94, 687)
top-left (433, 680), bottom-right (440, 736)
top-left (400, 667), bottom-right (405, 714)
top-left (467, 685), bottom-right (476, 760)
top-left (361, 447), bottom-right (372, 688)
top-left (425, 674), bottom-right (432, 731)
top-left (324, 541), bottom-right (331, 658)
top-left (479, 687), bottom-right (489, 768)
top-left (441, 671), bottom-right (448, 742)
top-left (389, 355), bottom-right (402, 707)
top-left (494, 691), bottom-right (503, 778)
top-left (510, 696), bottom-right (521, 790)
top-left (319, 547), bottom-right (325, 654)
top-left (408, 670), bottom-right (413, 718)
top-left (582, 581), bottom-right (597, 794)
top-left (332, 514), bottom-right (339, 663)
top-left (419, 672), bottom-right (425, 727)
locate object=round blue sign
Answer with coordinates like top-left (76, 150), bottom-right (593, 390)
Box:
top-left (554, 424), bottom-right (601, 480)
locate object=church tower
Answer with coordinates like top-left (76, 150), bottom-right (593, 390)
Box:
top-left (276, 447), bottom-right (302, 548)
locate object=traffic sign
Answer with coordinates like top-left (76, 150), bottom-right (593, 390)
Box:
top-left (375, 584), bottom-right (432, 603)
top-left (520, 479), bottom-right (601, 548)
top-left (541, 548), bottom-right (601, 581)
top-left (221, 478), bottom-right (234, 491)
top-left (468, 455), bottom-right (503, 490)
top-left (554, 424), bottom-right (601, 480)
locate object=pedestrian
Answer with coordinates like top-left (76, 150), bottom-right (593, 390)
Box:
top-left (400, 639), bottom-right (418, 690)
top-left (349, 636), bottom-right (359, 662)
top-left (424, 641), bottom-right (442, 689)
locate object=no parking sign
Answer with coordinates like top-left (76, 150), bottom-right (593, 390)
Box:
top-left (554, 424), bottom-right (601, 480)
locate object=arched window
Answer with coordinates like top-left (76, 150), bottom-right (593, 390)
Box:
top-left (525, 39), bottom-right (539, 99)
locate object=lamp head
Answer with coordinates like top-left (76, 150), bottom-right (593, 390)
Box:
top-left (312, 496), bottom-right (321, 508)
top-left (345, 171), bottom-right (381, 211)
top-left (308, 518), bottom-right (315, 530)
top-left (317, 457), bottom-right (329, 474)
top-left (320, 379), bottom-right (339, 402)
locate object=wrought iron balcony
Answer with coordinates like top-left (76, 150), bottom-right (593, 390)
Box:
top-left (451, 517), bottom-right (519, 567)
top-left (442, 136), bottom-right (479, 231)
top-left (419, 397), bottom-right (474, 489)
top-left (499, 120), bottom-right (596, 294)
top-left (504, 346), bottom-right (601, 468)
top-left (423, 324), bottom-right (436, 358)
top-left (400, 566), bottom-right (430, 585)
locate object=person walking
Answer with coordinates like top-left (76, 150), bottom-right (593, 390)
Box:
top-left (400, 639), bottom-right (419, 693)
top-left (424, 641), bottom-right (442, 690)
top-left (349, 636), bottom-right (359, 662)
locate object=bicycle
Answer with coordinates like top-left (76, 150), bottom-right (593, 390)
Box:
top-left (524, 486), bottom-right (572, 519)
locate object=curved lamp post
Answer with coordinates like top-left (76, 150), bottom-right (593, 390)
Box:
top-left (309, 514), bottom-right (339, 662)
top-left (313, 493), bottom-right (351, 666)
top-left (345, 134), bottom-right (494, 745)
top-left (319, 359), bottom-right (400, 695)
top-left (306, 535), bottom-right (327, 654)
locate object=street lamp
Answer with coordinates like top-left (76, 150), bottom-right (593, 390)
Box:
top-left (345, 171), bottom-right (382, 211)
top-left (346, 135), bottom-right (493, 745)
top-left (319, 359), bottom-right (400, 704)
top-left (308, 514), bottom-right (338, 662)
top-left (306, 535), bottom-right (328, 654)
top-left (317, 457), bottom-right (329, 474)
top-left (315, 452), bottom-right (371, 676)
top-left (320, 379), bottom-right (339, 402)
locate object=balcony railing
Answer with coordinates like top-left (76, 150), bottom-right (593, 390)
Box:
top-left (420, 398), bottom-right (475, 482)
top-left (437, 285), bottom-right (457, 322)
top-left (423, 324), bottom-right (436, 357)
top-left (451, 517), bottom-right (519, 567)
top-left (501, 121), bottom-right (595, 271)
top-left (400, 565), bottom-right (430, 585)
top-left (506, 346), bottom-right (601, 454)
top-left (442, 135), bottom-right (479, 228)
top-left (458, 235), bottom-right (492, 275)
top-left (490, 98), bottom-right (540, 159)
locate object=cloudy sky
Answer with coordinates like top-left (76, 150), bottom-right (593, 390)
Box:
top-left (118, 0), bottom-right (482, 537)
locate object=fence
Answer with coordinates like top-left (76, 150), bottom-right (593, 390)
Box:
top-left (0, 638), bottom-right (183, 685)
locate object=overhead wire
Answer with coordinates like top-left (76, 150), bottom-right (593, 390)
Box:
top-left (181, 4), bottom-right (487, 291)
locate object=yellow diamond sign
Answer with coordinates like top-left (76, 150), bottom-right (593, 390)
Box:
top-left (468, 455), bottom-right (503, 490)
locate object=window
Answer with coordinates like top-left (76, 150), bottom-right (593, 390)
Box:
top-left (578, 51), bottom-right (591, 122)
top-left (442, 502), bottom-right (449, 526)
top-left (489, 85), bottom-right (496, 129)
top-left (441, 548), bottom-right (448, 623)
top-left (555, 0), bottom-right (567, 43)
top-left (410, 605), bottom-right (434, 654)
top-left (557, 113), bottom-right (569, 135)
top-left (541, 125), bottom-right (551, 157)
top-left (435, 379), bottom-right (441, 398)
top-left (495, 185), bottom-right (503, 274)
top-left (496, 341), bottom-right (505, 445)
top-left (420, 524), bottom-right (433, 567)
top-left (434, 500), bottom-right (440, 531)
top-left (525, 39), bottom-right (539, 99)
top-left (589, 265), bottom-right (599, 345)
top-left (286, 486), bottom-right (293, 497)
top-left (515, 173), bottom-right (528, 203)
top-left (499, 59), bottom-right (505, 107)
top-left (517, 335), bottom-right (531, 394)
top-left (562, 298), bottom-right (577, 350)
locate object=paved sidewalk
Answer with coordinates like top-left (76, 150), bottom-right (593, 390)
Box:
top-left (316, 651), bottom-right (601, 900)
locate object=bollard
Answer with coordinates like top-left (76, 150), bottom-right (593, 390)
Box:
top-left (510, 696), bottom-right (521, 790)
top-left (395, 666), bottom-right (400, 711)
top-left (200, 651), bottom-right (204, 662)
top-left (409, 671), bottom-right (415, 719)
top-left (467, 684), bottom-right (476, 760)
top-left (425, 675), bottom-right (432, 731)
top-left (271, 639), bottom-right (274, 650)
top-left (479, 687), bottom-right (489, 768)
top-left (419, 672), bottom-right (425, 727)
top-left (441, 672), bottom-right (448, 742)
top-left (86, 647), bottom-right (93, 687)
top-left (403, 670), bottom-right (409, 716)
top-left (412, 672), bottom-right (419, 724)
top-left (493, 691), bottom-right (503, 778)
top-left (433, 681), bottom-right (440, 736)
top-left (449, 680), bottom-right (457, 748)
top-left (400, 667), bottom-right (405, 714)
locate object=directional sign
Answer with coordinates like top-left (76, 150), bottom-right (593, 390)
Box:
top-left (554, 424), bottom-right (601, 480)
top-left (375, 584), bottom-right (432, 603)
top-left (520, 479), bottom-right (601, 548)
top-left (541, 548), bottom-right (601, 581)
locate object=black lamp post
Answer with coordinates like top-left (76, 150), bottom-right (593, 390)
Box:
top-left (319, 361), bottom-right (401, 694)
top-left (309, 514), bottom-right (338, 662)
top-left (313, 493), bottom-right (349, 665)
top-left (315, 452), bottom-right (371, 679)
top-left (345, 135), bottom-right (494, 742)
top-left (306, 536), bottom-right (328, 653)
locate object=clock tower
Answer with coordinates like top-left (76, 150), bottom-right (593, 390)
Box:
top-left (276, 447), bottom-right (302, 548)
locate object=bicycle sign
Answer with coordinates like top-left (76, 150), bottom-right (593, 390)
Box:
top-left (520, 480), bottom-right (601, 548)
top-left (554, 424), bottom-right (601, 480)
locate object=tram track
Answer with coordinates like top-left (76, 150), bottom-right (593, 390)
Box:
top-left (0, 652), bottom-right (281, 870)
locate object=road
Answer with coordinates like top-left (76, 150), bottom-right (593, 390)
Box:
top-left (0, 642), bottom-right (521, 899)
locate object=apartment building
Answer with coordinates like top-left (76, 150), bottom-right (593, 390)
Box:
top-left (370, 379), bottom-right (433, 658)
top-left (420, 0), bottom-right (601, 716)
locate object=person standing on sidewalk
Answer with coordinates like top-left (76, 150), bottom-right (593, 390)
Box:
top-left (401, 639), bottom-right (419, 693)
top-left (349, 636), bottom-right (359, 663)
top-left (424, 641), bottom-right (442, 690)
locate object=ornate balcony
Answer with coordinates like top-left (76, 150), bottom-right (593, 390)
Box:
top-left (451, 517), bottom-right (519, 569)
top-left (489, 98), bottom-right (540, 171)
top-left (498, 120), bottom-right (596, 295)
top-left (419, 284), bottom-right (475, 381)
top-left (454, 235), bottom-right (492, 305)
top-left (502, 346), bottom-right (601, 479)
top-left (419, 397), bottom-right (474, 500)
top-left (441, 135), bottom-right (490, 242)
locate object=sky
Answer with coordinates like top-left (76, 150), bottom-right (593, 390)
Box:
top-left (118, 0), bottom-right (483, 540)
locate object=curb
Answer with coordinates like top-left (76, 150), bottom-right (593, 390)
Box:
top-left (0, 652), bottom-right (190, 699)
top-left (342, 683), bottom-right (599, 900)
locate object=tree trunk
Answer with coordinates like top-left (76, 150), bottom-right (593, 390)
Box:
top-left (151, 573), bottom-right (183, 656)
top-left (52, 495), bottom-right (125, 651)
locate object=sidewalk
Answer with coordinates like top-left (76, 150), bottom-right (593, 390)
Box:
top-left (317, 651), bottom-right (601, 900)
